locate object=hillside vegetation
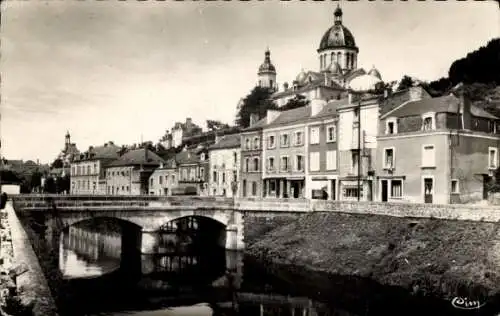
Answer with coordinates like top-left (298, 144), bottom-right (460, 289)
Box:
top-left (246, 212), bottom-right (500, 301)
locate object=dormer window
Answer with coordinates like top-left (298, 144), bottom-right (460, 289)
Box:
top-left (200, 153), bottom-right (206, 161)
top-left (422, 113), bottom-right (435, 131)
top-left (385, 118), bottom-right (397, 135)
top-left (245, 138), bottom-right (251, 150)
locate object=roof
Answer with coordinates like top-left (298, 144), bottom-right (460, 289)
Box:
top-left (314, 98), bottom-right (348, 118)
top-left (76, 143), bottom-right (121, 161)
top-left (107, 148), bottom-right (164, 167)
top-left (209, 133), bottom-right (241, 150)
top-left (241, 117), bottom-right (267, 132)
top-left (175, 149), bottom-right (201, 165)
top-left (387, 94), bottom-right (499, 120)
top-left (267, 106), bottom-right (311, 128)
top-left (272, 80), bottom-right (343, 99)
top-left (318, 7), bottom-right (357, 52)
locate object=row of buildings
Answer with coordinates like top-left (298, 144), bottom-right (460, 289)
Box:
top-left (69, 6), bottom-right (500, 204)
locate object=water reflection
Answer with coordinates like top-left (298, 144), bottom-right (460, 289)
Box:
top-left (59, 224), bottom-right (122, 279)
top-left (56, 220), bottom-right (473, 316)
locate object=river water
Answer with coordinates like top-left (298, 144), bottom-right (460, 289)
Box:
top-left (56, 221), bottom-right (499, 316)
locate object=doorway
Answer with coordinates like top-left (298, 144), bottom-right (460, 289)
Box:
top-left (424, 178), bottom-right (433, 204)
top-left (483, 175), bottom-right (491, 200)
top-left (381, 180), bottom-right (388, 202)
top-left (331, 180), bottom-right (336, 200)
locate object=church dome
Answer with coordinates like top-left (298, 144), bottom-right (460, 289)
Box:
top-left (258, 49), bottom-right (276, 74)
top-left (296, 69), bottom-right (307, 83)
top-left (318, 6), bottom-right (358, 52)
top-left (368, 66), bottom-right (382, 80)
top-left (328, 61), bottom-right (342, 75)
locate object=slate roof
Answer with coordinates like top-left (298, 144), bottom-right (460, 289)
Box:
top-left (76, 144), bottom-right (121, 161)
top-left (266, 106), bottom-right (312, 128)
top-left (107, 148), bottom-right (164, 167)
top-left (175, 149), bottom-right (200, 165)
top-left (209, 133), bottom-right (241, 150)
top-left (388, 94), bottom-right (498, 120)
top-left (241, 118), bottom-right (268, 132)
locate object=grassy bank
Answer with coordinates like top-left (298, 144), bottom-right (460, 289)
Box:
top-left (245, 212), bottom-right (500, 301)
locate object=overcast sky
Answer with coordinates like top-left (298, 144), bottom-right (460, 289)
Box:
top-left (1, 1), bottom-right (498, 163)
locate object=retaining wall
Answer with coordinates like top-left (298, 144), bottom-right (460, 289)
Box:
top-left (6, 202), bottom-right (58, 316)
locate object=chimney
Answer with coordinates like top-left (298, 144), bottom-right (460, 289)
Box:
top-left (249, 113), bottom-right (259, 127)
top-left (266, 109), bottom-right (280, 124)
top-left (311, 99), bottom-right (327, 116)
top-left (348, 92), bottom-right (353, 105)
top-left (409, 86), bottom-right (423, 101)
top-left (384, 89), bottom-right (389, 99)
top-left (215, 133), bottom-right (221, 143)
top-left (186, 117), bottom-right (192, 125)
top-left (459, 93), bottom-right (472, 130)
top-left (283, 82), bottom-right (289, 91)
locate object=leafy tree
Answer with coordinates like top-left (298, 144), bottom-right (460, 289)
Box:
top-left (206, 120), bottom-right (230, 131)
top-left (396, 75), bottom-right (414, 91)
top-left (448, 38), bottom-right (500, 86)
top-left (0, 170), bottom-right (22, 184)
top-left (55, 175), bottom-right (70, 193)
top-left (44, 177), bottom-right (56, 193)
top-left (30, 171), bottom-right (43, 191)
top-left (235, 86), bottom-right (277, 128)
top-left (280, 94), bottom-right (310, 111)
top-left (51, 158), bottom-right (64, 169)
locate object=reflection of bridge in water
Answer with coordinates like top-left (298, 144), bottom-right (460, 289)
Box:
top-left (59, 218), bottom-right (243, 288)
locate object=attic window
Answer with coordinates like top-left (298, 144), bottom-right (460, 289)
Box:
top-left (422, 113), bottom-right (435, 131)
top-left (385, 118), bottom-right (397, 135)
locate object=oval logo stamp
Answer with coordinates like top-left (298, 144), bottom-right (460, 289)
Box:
top-left (451, 297), bottom-right (485, 310)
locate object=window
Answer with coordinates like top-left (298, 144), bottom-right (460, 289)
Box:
top-left (384, 148), bottom-right (395, 169)
top-left (213, 171), bottom-right (217, 182)
top-left (326, 125), bottom-right (336, 142)
top-left (344, 188), bottom-right (361, 198)
top-left (267, 134), bottom-right (276, 149)
top-left (159, 176), bottom-right (163, 185)
top-left (252, 182), bottom-right (257, 196)
top-left (253, 157), bottom-right (259, 171)
top-left (269, 180), bottom-right (277, 195)
top-left (233, 170), bottom-right (237, 183)
top-left (294, 131), bottom-right (303, 146)
top-left (422, 145), bottom-right (436, 167)
top-left (182, 169), bottom-right (188, 180)
top-left (280, 133), bottom-right (290, 147)
top-left (222, 172), bottom-right (226, 183)
top-left (199, 167), bottom-right (204, 180)
top-left (87, 166), bottom-right (90, 175)
top-left (295, 155), bottom-right (304, 172)
top-left (451, 179), bottom-right (459, 194)
top-left (310, 127), bottom-right (320, 144)
top-left (245, 138), bottom-right (251, 150)
top-left (489, 147), bottom-right (498, 169)
top-left (391, 180), bottom-right (402, 198)
top-left (253, 137), bottom-right (260, 149)
top-left (280, 156), bottom-right (289, 172)
top-left (150, 178), bottom-right (154, 186)
top-left (267, 157), bottom-right (275, 171)
top-left (171, 175), bottom-right (176, 183)
top-left (385, 118), bottom-right (397, 134)
top-left (190, 169), bottom-right (196, 180)
top-left (233, 152), bottom-right (238, 165)
top-left (422, 114), bottom-right (435, 131)
top-left (245, 158), bottom-right (250, 172)
top-left (242, 180), bottom-right (247, 197)
top-left (326, 150), bottom-right (337, 170)
top-left (310, 152), bottom-right (320, 171)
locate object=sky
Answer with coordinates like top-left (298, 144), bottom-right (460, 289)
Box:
top-left (1, 1), bottom-right (499, 164)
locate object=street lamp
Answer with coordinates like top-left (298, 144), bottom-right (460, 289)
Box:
top-left (348, 74), bottom-right (382, 201)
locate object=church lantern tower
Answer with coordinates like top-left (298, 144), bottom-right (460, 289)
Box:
top-left (257, 48), bottom-right (277, 90)
top-left (317, 5), bottom-right (359, 73)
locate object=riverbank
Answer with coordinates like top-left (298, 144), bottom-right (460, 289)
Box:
top-left (244, 212), bottom-right (500, 309)
top-left (0, 204), bottom-right (37, 316)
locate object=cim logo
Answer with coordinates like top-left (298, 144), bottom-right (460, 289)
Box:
top-left (451, 297), bottom-right (485, 310)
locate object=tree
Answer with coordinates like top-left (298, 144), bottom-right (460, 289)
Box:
top-left (396, 75), bottom-right (415, 92)
top-left (206, 120), bottom-right (230, 131)
top-left (44, 177), bottom-right (56, 193)
top-left (280, 94), bottom-right (310, 111)
top-left (235, 86), bottom-right (277, 128)
top-left (30, 171), bottom-right (43, 192)
top-left (51, 158), bottom-right (64, 169)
